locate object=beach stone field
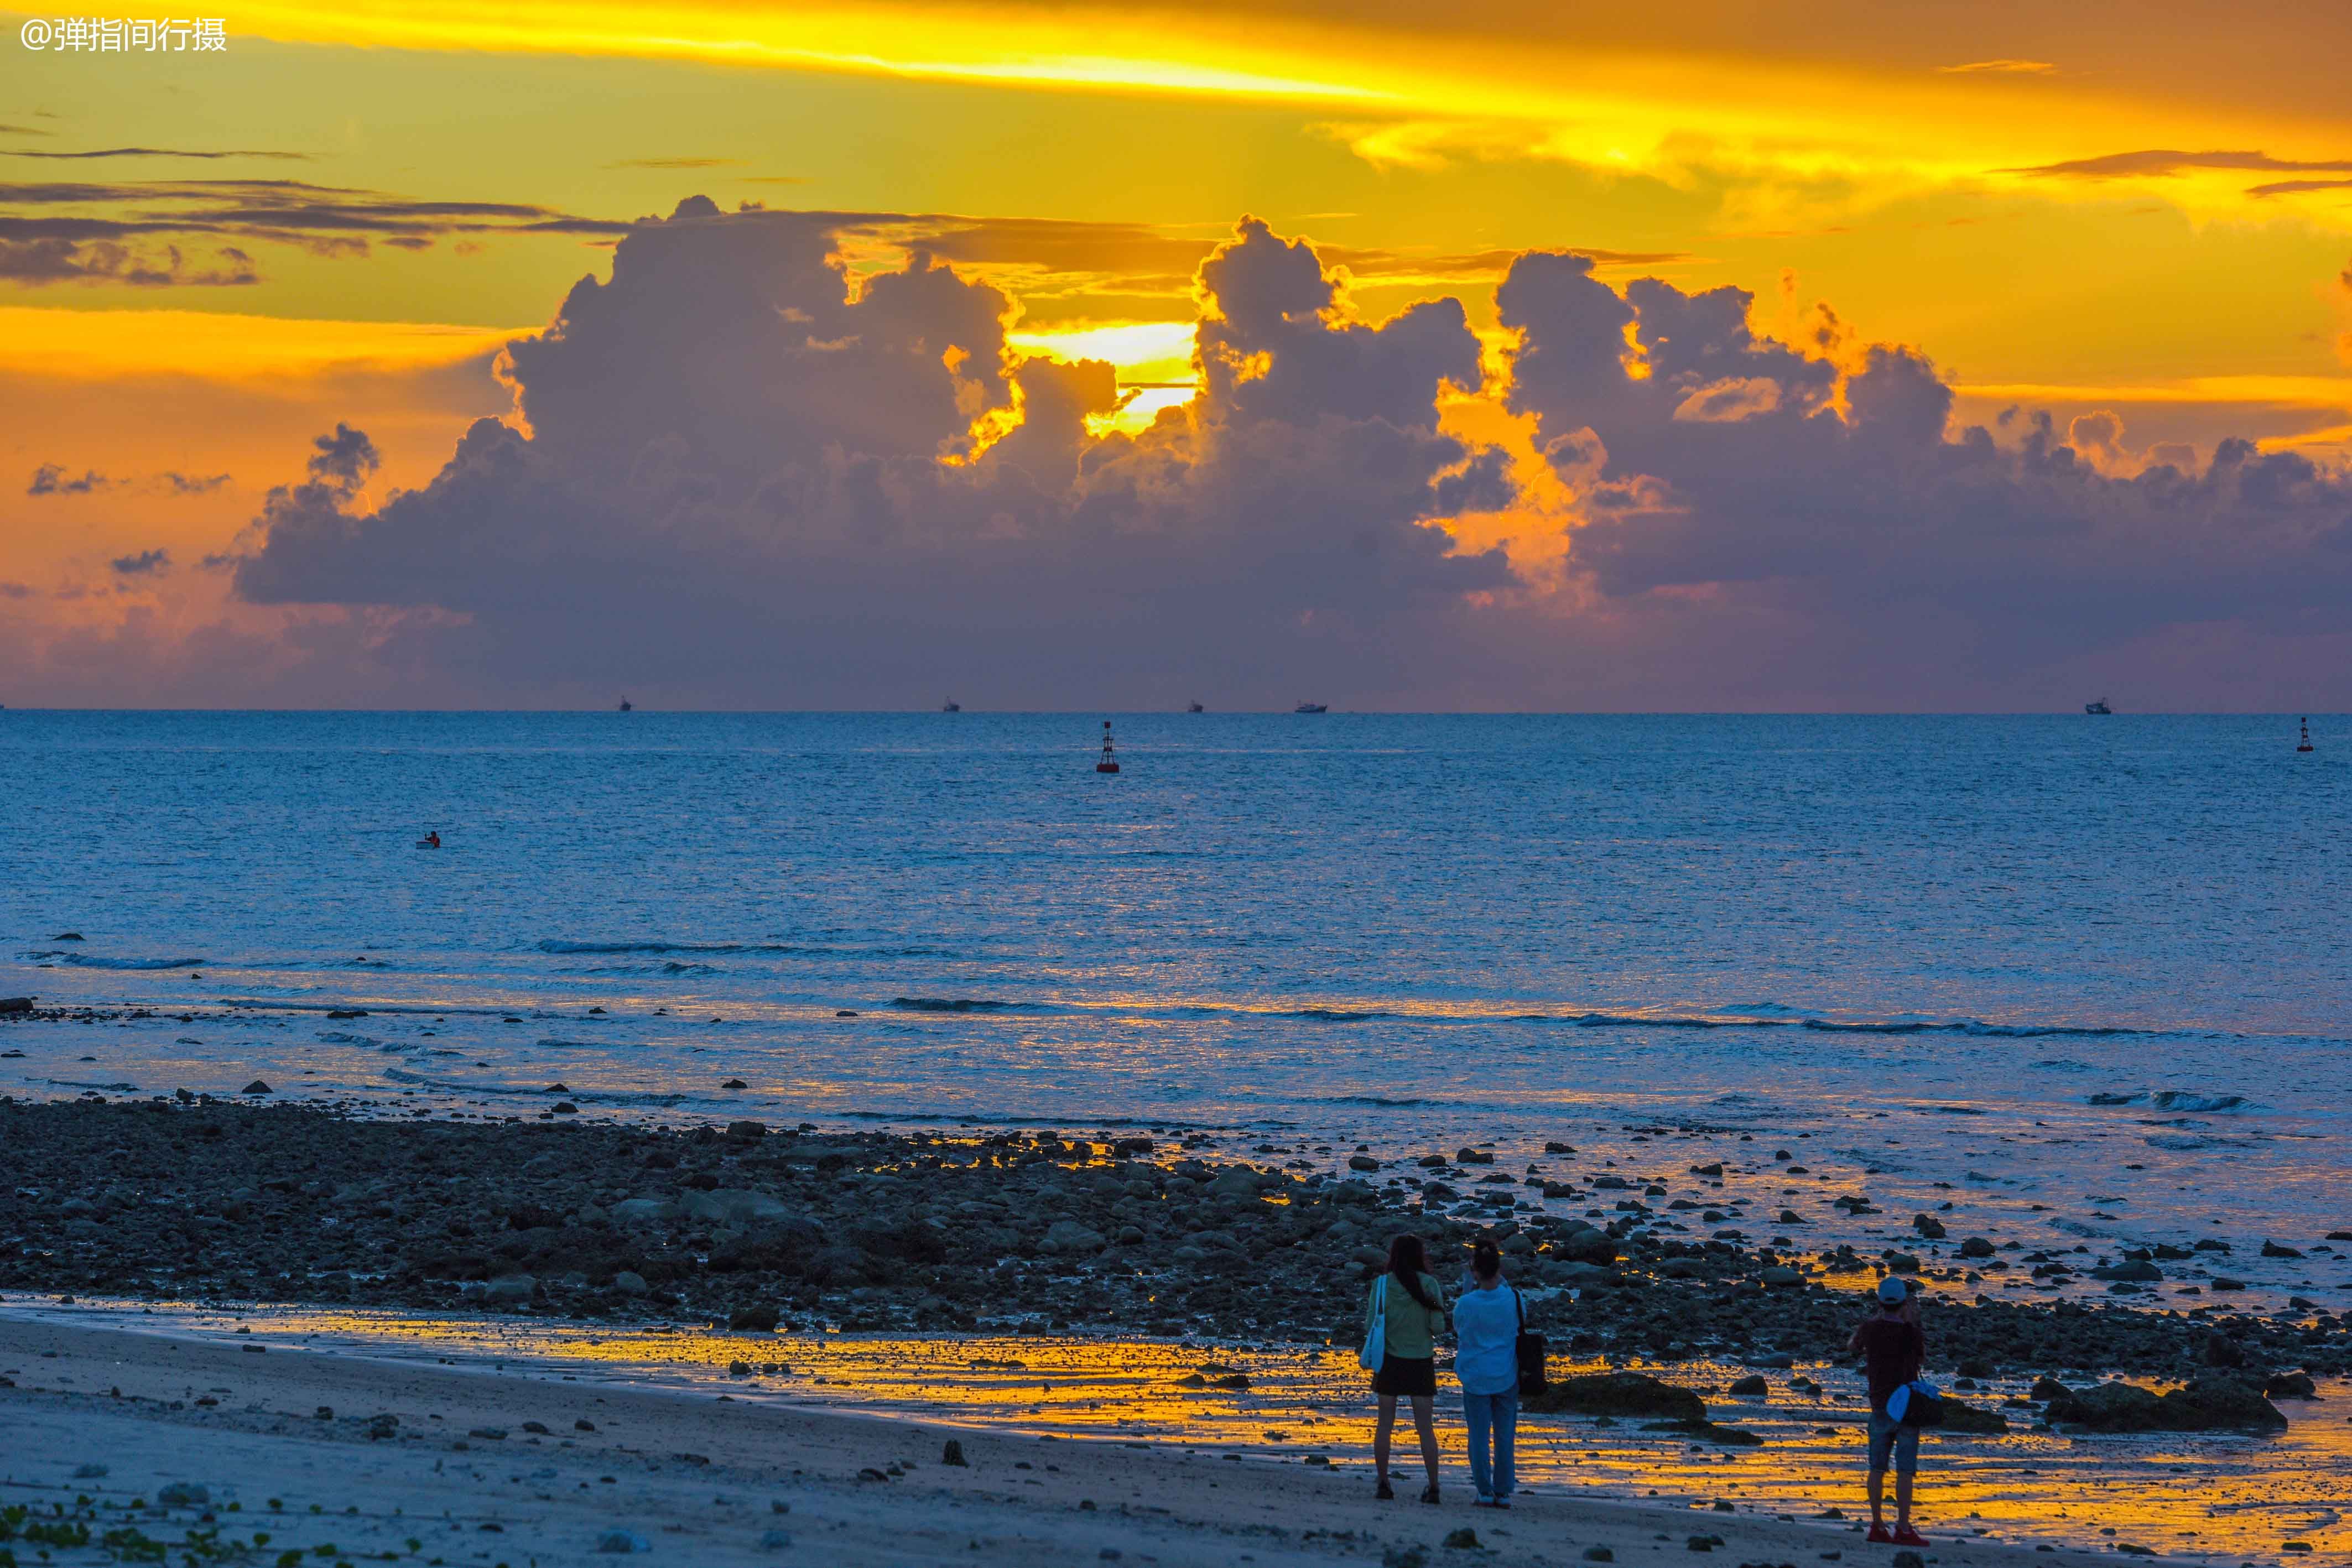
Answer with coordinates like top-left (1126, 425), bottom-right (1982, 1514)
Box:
top-left (0, 1096), bottom-right (2344, 1424)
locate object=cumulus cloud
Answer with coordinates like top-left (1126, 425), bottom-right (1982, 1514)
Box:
top-left (1492, 251), bottom-right (2352, 695)
top-left (202, 203), bottom-right (2352, 709)
top-left (231, 202), bottom-right (1504, 702)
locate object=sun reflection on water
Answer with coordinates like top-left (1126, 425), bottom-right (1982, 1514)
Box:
top-left (15, 1298), bottom-right (2348, 1562)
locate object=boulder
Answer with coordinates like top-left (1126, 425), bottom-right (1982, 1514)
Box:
top-left (1040, 1220), bottom-right (1107, 1256)
top-left (483, 1273), bottom-right (537, 1304)
top-left (676, 1189), bottom-right (793, 1225)
top-left (2091, 1260), bottom-right (2162, 1282)
top-left (1938, 1400), bottom-right (2009, 1434)
top-left (1912, 1215), bottom-right (1946, 1239)
top-left (1554, 1227), bottom-right (1617, 1265)
top-left (241, 1080), bottom-right (272, 1096)
top-left (1957, 1237), bottom-right (1995, 1258)
top-left (610, 1199), bottom-right (674, 1226)
top-left (1522, 1371), bottom-right (1705, 1424)
top-left (1760, 1265), bottom-right (1803, 1288)
top-left (2043, 1376), bottom-right (2286, 1432)
top-left (1347, 1155), bottom-right (1382, 1172)
top-left (612, 1271), bottom-right (650, 1296)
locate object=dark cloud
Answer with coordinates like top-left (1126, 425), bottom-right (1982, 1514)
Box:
top-left (232, 203), bottom-right (1506, 701)
top-left (30, 464), bottom-right (237, 496)
top-left (1937, 59), bottom-right (2057, 74)
top-left (28, 463), bottom-right (112, 495)
top-left (606, 157), bottom-right (741, 169)
top-left (201, 204), bottom-right (2352, 709)
top-left (1325, 244), bottom-right (1693, 280)
top-left (109, 549), bottom-right (171, 576)
top-left (0, 124), bottom-right (53, 137)
top-left (0, 178), bottom-right (634, 284)
top-left (305, 424), bottom-right (381, 488)
top-left (0, 236), bottom-right (257, 286)
top-left (2008, 149), bottom-right (2352, 179)
top-left (1492, 252), bottom-right (2352, 696)
top-left (0, 582), bottom-right (33, 598)
top-left (3, 147), bottom-right (309, 161)
top-left (2249, 179), bottom-right (2352, 199)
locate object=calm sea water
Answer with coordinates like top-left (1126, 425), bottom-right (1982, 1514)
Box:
top-left (4, 712), bottom-right (2348, 1297)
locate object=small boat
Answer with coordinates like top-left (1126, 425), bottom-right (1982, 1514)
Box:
top-left (1096, 720), bottom-right (1121, 774)
top-left (2298, 717), bottom-right (2314, 753)
top-left (2084, 700), bottom-right (2112, 715)
top-left (617, 698), bottom-right (633, 712)
top-left (941, 700), bottom-right (961, 713)
top-left (1295, 701), bottom-right (1328, 714)
top-left (1187, 701), bottom-right (1205, 713)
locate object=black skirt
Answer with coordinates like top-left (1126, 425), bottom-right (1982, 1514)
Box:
top-left (1372, 1355), bottom-right (1437, 1398)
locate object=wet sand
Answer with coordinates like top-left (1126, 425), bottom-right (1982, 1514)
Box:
top-left (0, 1310), bottom-right (2259, 1568)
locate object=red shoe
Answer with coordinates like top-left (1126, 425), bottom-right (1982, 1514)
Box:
top-left (1891, 1527), bottom-right (1928, 1547)
top-left (1865, 1524), bottom-right (1893, 1544)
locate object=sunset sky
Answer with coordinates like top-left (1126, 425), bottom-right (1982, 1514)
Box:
top-left (6, 1), bottom-right (2351, 709)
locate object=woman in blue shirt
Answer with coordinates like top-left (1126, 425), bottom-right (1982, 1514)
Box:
top-left (1450, 1238), bottom-right (1522, 1507)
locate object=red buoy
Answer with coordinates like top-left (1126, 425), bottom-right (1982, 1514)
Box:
top-left (1096, 720), bottom-right (1121, 773)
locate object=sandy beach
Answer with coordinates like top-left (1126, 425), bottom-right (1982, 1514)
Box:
top-left (2, 1097), bottom-right (2346, 1564)
top-left (1, 1310), bottom-right (2182, 1568)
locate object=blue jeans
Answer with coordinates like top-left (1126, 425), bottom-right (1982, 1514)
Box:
top-left (1463, 1386), bottom-right (1518, 1499)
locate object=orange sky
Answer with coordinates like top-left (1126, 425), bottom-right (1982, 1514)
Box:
top-left (4, 2), bottom-right (2350, 707)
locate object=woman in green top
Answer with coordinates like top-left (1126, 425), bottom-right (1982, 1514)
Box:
top-left (1365, 1233), bottom-right (1450, 1502)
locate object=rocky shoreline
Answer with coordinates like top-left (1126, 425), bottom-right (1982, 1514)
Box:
top-left (2, 1098), bottom-right (2344, 1404)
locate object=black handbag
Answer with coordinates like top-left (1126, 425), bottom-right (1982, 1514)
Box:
top-left (1513, 1286), bottom-right (1547, 1395)
top-left (1895, 1379), bottom-right (1944, 1429)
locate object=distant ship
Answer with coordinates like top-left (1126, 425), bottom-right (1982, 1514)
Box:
top-left (941, 700), bottom-right (961, 712)
top-left (2084, 700), bottom-right (2112, 715)
top-left (1187, 701), bottom-right (1205, 713)
top-left (1295, 702), bottom-right (1328, 714)
top-left (617, 697), bottom-right (632, 712)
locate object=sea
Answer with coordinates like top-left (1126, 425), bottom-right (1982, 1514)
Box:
top-left (4, 711), bottom-right (2348, 1302)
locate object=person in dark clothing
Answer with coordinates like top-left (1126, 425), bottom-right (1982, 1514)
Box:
top-left (1848, 1275), bottom-right (1927, 1544)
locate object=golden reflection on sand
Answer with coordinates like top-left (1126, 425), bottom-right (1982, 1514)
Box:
top-left (24, 1299), bottom-right (2349, 1562)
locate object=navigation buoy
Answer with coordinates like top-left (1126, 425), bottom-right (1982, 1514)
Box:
top-left (1096, 720), bottom-right (1121, 774)
top-left (2298, 716), bottom-right (2314, 753)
